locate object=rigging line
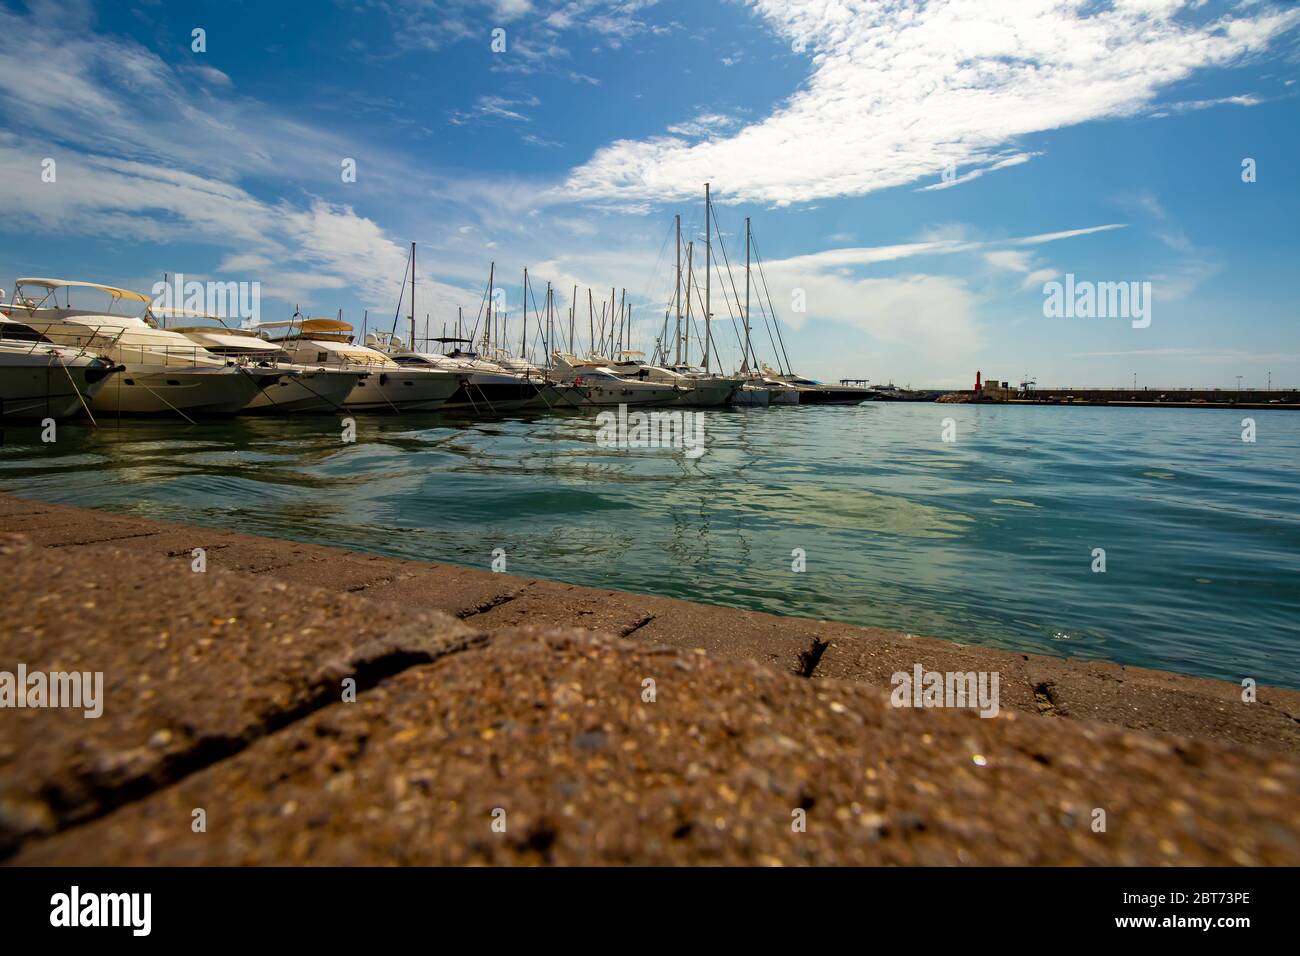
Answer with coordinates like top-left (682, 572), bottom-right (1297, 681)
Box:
top-left (464, 274), bottom-right (492, 349)
top-left (685, 256), bottom-right (722, 371)
top-left (751, 233), bottom-right (793, 374)
top-left (708, 208), bottom-right (751, 364)
top-left (389, 246), bottom-right (413, 338)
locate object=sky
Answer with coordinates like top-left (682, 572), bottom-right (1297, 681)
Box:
top-left (0, 0), bottom-right (1297, 388)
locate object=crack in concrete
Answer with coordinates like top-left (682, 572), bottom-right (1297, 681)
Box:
top-left (0, 628), bottom-right (493, 861)
top-left (47, 531), bottom-right (162, 549)
top-left (1032, 681), bottom-right (1061, 717)
top-left (796, 638), bottom-right (830, 678)
top-left (620, 614), bottom-right (656, 637)
top-left (457, 584), bottom-right (533, 620)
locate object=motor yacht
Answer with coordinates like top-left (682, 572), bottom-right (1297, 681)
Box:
top-left (258, 317), bottom-right (466, 412)
top-left (608, 352), bottom-right (741, 407)
top-left (163, 310), bottom-right (362, 414)
top-left (550, 352), bottom-right (683, 406)
top-left (1, 279), bottom-right (275, 416)
top-left (0, 314), bottom-right (121, 419)
top-left (365, 334), bottom-right (553, 414)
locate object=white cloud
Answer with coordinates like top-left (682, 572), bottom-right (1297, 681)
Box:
top-left (564, 0), bottom-right (1300, 204)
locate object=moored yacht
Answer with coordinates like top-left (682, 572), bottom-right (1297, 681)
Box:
top-left (164, 310), bottom-right (362, 414)
top-left (609, 352), bottom-right (741, 407)
top-left (1, 279), bottom-right (274, 416)
top-left (551, 352), bottom-right (683, 406)
top-left (369, 334), bottom-right (549, 414)
top-left (0, 315), bottom-right (121, 419)
top-left (259, 316), bottom-right (466, 412)
top-left (772, 373), bottom-right (877, 405)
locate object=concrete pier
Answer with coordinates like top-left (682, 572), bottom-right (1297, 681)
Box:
top-left (1, 492), bottom-right (1297, 865)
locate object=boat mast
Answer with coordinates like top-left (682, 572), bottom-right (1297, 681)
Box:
top-left (684, 240), bottom-right (694, 365)
top-left (587, 288), bottom-right (595, 356)
top-left (409, 241), bottom-right (416, 352)
top-left (703, 182), bottom-right (711, 372)
top-left (743, 216), bottom-right (751, 373)
top-left (485, 261), bottom-right (495, 353)
top-left (674, 214), bottom-right (682, 366)
top-left (618, 288), bottom-right (626, 354)
top-left (522, 267), bottom-right (528, 362)
top-left (570, 285), bottom-right (577, 354)
top-left (545, 281), bottom-right (552, 368)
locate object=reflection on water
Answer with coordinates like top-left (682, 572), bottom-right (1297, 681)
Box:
top-left (3, 403), bottom-right (1299, 688)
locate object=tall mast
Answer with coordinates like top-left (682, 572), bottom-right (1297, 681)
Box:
top-left (522, 267), bottom-right (528, 361)
top-left (485, 261), bottom-right (495, 352)
top-left (409, 241), bottom-right (416, 351)
top-left (744, 216), bottom-right (751, 373)
top-left (684, 240), bottom-right (694, 365)
top-left (618, 288), bottom-right (626, 353)
top-left (545, 281), bottom-right (552, 367)
top-left (703, 182), bottom-right (711, 372)
top-left (587, 288), bottom-right (595, 356)
top-left (674, 214), bottom-right (682, 365)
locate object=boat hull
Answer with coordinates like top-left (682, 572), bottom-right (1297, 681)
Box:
top-left (731, 384), bottom-right (771, 407)
top-left (0, 355), bottom-right (116, 419)
top-left (674, 378), bottom-right (741, 407)
top-left (90, 365), bottom-right (261, 416)
top-left (243, 369), bottom-right (362, 414)
top-left (795, 387), bottom-right (874, 405)
top-left (578, 381), bottom-right (682, 406)
top-left (343, 368), bottom-right (464, 412)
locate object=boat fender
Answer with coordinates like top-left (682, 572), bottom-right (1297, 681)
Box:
top-left (379, 373), bottom-right (388, 385)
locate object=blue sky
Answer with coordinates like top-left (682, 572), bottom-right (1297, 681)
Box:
top-left (1, 0), bottom-right (1297, 387)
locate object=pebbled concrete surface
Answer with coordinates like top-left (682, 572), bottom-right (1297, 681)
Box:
top-left (2, 492), bottom-right (1297, 756)
top-left (13, 628), bottom-right (1300, 866)
top-left (1, 491), bottom-right (1299, 865)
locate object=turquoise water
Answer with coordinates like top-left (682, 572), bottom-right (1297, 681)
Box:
top-left (2, 403), bottom-right (1297, 689)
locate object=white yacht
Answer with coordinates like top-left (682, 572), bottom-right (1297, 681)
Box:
top-left (550, 352), bottom-right (683, 406)
top-left (608, 352), bottom-right (741, 407)
top-left (258, 317), bottom-right (466, 412)
top-left (731, 382), bottom-right (771, 407)
top-left (0, 315), bottom-right (121, 419)
top-left (163, 311), bottom-right (362, 414)
top-left (1, 279), bottom-right (274, 416)
top-left (365, 334), bottom-right (552, 414)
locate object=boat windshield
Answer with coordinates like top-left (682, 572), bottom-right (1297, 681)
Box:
top-left (14, 281), bottom-right (153, 320)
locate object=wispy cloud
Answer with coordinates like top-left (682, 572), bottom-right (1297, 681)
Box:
top-left (564, 0), bottom-right (1300, 205)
